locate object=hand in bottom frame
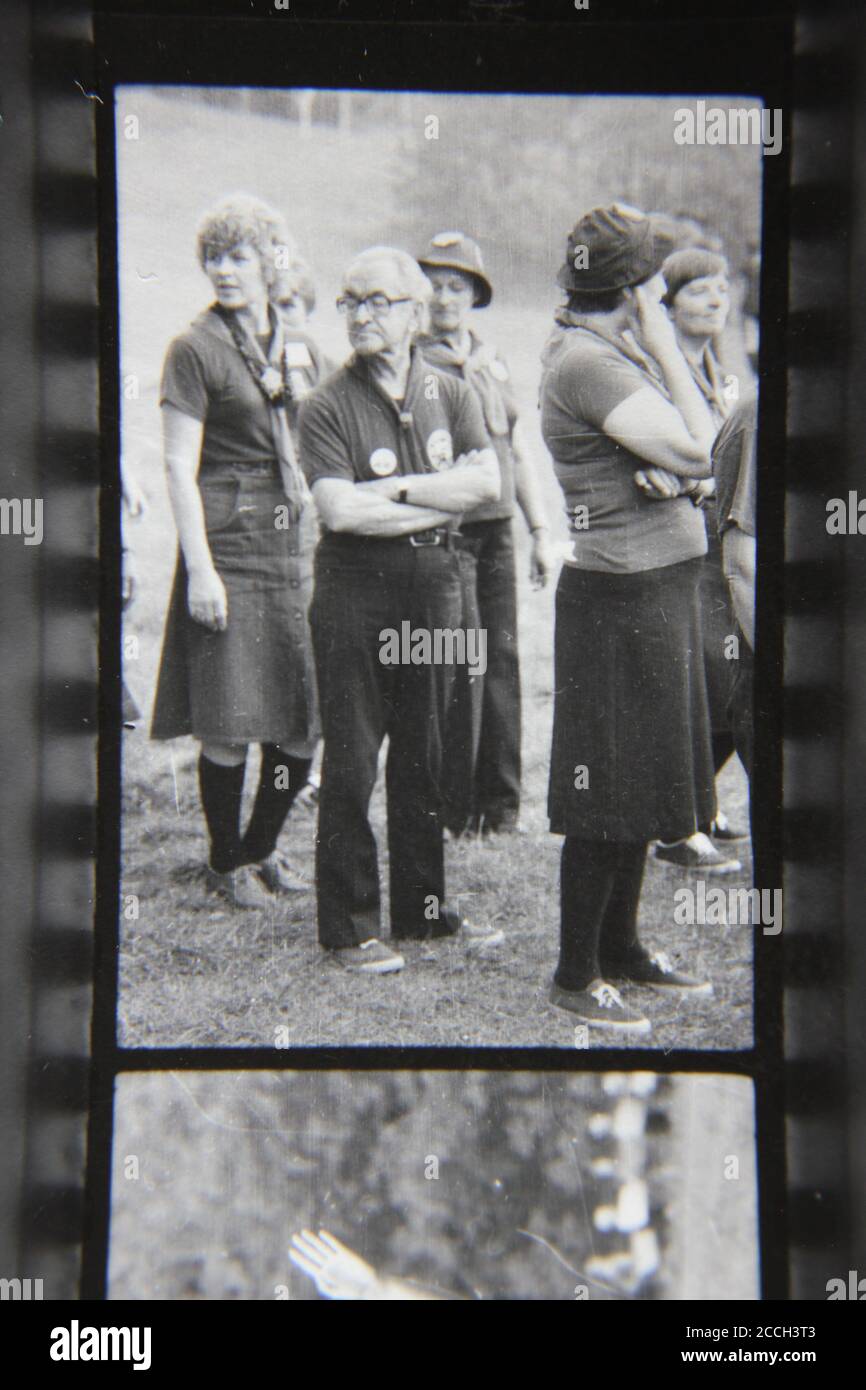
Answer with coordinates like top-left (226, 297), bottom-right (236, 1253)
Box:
top-left (289, 1230), bottom-right (381, 1300)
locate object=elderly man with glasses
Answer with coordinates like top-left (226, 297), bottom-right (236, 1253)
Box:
top-left (299, 246), bottom-right (506, 975)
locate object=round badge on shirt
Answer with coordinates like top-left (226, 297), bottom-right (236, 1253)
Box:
top-left (369, 447), bottom-right (398, 476)
top-left (426, 429), bottom-right (454, 470)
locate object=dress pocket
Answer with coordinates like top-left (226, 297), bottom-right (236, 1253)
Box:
top-left (200, 476), bottom-right (241, 535)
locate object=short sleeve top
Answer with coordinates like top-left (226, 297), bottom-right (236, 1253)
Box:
top-left (540, 326), bottom-right (707, 574)
top-left (298, 348), bottom-right (490, 500)
top-left (713, 394), bottom-right (758, 539)
top-left (160, 308), bottom-right (326, 473)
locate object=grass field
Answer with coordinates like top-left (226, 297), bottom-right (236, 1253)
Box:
top-left (119, 474), bottom-right (753, 1051)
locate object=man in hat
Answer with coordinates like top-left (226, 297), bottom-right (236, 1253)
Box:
top-left (416, 232), bottom-right (554, 837)
top-left (299, 246), bottom-right (506, 975)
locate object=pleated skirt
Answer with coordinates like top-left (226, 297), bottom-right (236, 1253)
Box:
top-left (548, 557), bottom-right (716, 842)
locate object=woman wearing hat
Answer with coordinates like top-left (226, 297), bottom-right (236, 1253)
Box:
top-left (649, 249), bottom-right (746, 871)
top-left (416, 232), bottom-right (554, 837)
top-left (150, 194), bottom-right (324, 909)
top-left (541, 203), bottom-right (718, 1034)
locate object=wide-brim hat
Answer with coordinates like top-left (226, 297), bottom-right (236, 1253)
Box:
top-left (417, 231), bottom-right (493, 307)
top-left (556, 202), bottom-right (665, 295)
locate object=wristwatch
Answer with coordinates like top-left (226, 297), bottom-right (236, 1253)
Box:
top-left (397, 485), bottom-right (409, 504)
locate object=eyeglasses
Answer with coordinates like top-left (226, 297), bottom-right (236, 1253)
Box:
top-left (336, 293), bottom-right (413, 318)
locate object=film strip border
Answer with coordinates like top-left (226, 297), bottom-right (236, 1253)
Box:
top-left (783, 2), bottom-right (863, 1300)
top-left (3, 0), bottom-right (101, 1301)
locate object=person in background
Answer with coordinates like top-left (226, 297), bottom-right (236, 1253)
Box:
top-left (121, 457), bottom-right (146, 728)
top-left (276, 253), bottom-right (329, 812)
top-left (541, 203), bottom-right (717, 1034)
top-left (416, 232), bottom-right (554, 838)
top-left (646, 248), bottom-right (745, 874)
top-left (299, 246), bottom-right (505, 975)
top-left (150, 194), bottom-right (325, 909)
top-left (713, 393), bottom-right (757, 781)
top-left (278, 257), bottom-right (319, 330)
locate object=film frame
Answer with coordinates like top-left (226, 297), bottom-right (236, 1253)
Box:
top-left (0, 0), bottom-right (863, 1315)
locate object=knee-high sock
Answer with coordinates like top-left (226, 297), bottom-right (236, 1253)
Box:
top-left (240, 744), bottom-right (311, 864)
top-left (198, 754), bottom-right (246, 874)
top-left (555, 837), bottom-right (622, 992)
top-left (598, 843), bottom-right (648, 972)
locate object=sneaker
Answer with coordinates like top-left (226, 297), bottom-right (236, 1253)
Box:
top-left (605, 950), bottom-right (713, 995)
top-left (331, 939), bottom-right (405, 975)
top-left (205, 864), bottom-right (274, 910)
top-left (655, 832), bottom-right (741, 875)
top-left (549, 979), bottom-right (652, 1034)
top-left (711, 812), bottom-right (749, 842)
top-left (256, 850), bottom-right (309, 894)
top-left (457, 919), bottom-right (505, 952)
top-left (478, 813), bottom-right (529, 838)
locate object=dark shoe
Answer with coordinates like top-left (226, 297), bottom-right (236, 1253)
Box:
top-left (549, 979), bottom-right (651, 1034)
top-left (256, 850), bottom-right (309, 894)
top-left (478, 811), bottom-right (528, 837)
top-left (205, 864), bottom-right (274, 910)
top-left (711, 813), bottom-right (749, 842)
top-left (330, 939), bottom-right (405, 975)
top-left (604, 949), bottom-right (713, 995)
top-left (655, 832), bottom-right (741, 875)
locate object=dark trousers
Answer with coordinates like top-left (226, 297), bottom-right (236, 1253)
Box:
top-left (310, 537), bottom-right (463, 949)
top-left (441, 517), bottom-right (521, 833)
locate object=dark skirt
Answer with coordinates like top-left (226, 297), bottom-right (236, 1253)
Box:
top-left (151, 467), bottom-right (319, 752)
top-left (548, 557), bottom-right (716, 842)
top-left (700, 518), bottom-right (736, 734)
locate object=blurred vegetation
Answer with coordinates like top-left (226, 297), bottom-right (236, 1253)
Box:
top-left (110, 1072), bottom-right (625, 1301)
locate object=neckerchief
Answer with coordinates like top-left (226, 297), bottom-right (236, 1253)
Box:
top-left (210, 304), bottom-right (311, 521)
top-left (347, 347), bottom-right (435, 477)
top-left (691, 343), bottom-right (730, 425)
top-left (419, 329), bottom-right (510, 436)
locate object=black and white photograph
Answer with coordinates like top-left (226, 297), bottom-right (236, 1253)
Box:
top-left (8, 0), bottom-right (866, 1334)
top-left (107, 1069), bottom-right (758, 1301)
top-left (117, 86), bottom-right (762, 1050)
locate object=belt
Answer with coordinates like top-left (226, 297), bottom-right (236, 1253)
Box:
top-left (323, 527), bottom-right (460, 552)
top-left (408, 526), bottom-right (454, 548)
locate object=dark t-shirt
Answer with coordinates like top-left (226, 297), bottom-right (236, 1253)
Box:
top-left (160, 308), bottom-right (326, 471)
top-left (298, 348), bottom-right (490, 504)
top-left (713, 394), bottom-right (758, 539)
top-left (540, 326), bottom-right (707, 573)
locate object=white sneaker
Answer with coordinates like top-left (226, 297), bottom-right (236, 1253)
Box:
top-left (331, 939), bottom-right (405, 975)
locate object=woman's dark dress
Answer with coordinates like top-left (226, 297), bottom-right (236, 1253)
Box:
top-left (151, 307), bottom-right (324, 755)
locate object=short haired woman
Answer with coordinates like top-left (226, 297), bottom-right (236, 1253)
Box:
top-left (651, 249), bottom-right (746, 868)
top-left (150, 194), bottom-right (325, 908)
top-left (541, 204), bottom-right (718, 1035)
